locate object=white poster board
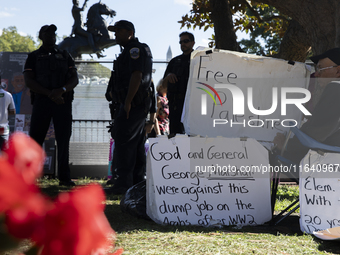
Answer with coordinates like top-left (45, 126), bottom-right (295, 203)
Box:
top-left (146, 136), bottom-right (272, 226)
top-left (299, 150), bottom-right (340, 234)
top-left (182, 49), bottom-right (310, 141)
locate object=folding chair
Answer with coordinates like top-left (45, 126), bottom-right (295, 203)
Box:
top-left (270, 124), bottom-right (340, 225)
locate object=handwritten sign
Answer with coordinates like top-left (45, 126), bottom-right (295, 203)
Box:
top-left (182, 49), bottom-right (310, 141)
top-left (300, 150), bottom-right (340, 234)
top-left (146, 136), bottom-right (272, 226)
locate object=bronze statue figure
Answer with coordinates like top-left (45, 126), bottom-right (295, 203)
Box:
top-left (70, 0), bottom-right (100, 53)
top-left (59, 1), bottom-right (116, 58)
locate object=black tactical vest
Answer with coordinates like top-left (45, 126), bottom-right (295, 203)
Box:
top-left (113, 38), bottom-right (153, 105)
top-left (35, 49), bottom-right (69, 90)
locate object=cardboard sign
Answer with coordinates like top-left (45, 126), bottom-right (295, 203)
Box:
top-left (146, 136), bottom-right (272, 226)
top-left (182, 49), bottom-right (310, 141)
top-left (313, 226), bottom-right (340, 240)
top-left (299, 150), bottom-right (340, 234)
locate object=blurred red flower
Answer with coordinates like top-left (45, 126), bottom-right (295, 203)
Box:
top-left (3, 132), bottom-right (45, 184)
top-left (33, 184), bottom-right (117, 255)
top-left (1, 133), bottom-right (122, 254)
top-left (0, 133), bottom-right (50, 239)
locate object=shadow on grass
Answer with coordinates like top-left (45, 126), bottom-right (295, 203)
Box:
top-left (104, 193), bottom-right (303, 237)
top-left (314, 237), bottom-right (340, 254)
top-left (39, 183), bottom-right (340, 254)
top-left (39, 185), bottom-right (72, 199)
top-left (108, 203), bottom-right (340, 254)
top-left (40, 183), bottom-right (302, 237)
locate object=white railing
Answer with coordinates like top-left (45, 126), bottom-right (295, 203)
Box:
top-left (71, 119), bottom-right (111, 143)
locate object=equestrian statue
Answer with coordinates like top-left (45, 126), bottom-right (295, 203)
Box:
top-left (58, 0), bottom-right (117, 58)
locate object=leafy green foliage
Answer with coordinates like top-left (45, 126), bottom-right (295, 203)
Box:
top-left (237, 4), bottom-right (288, 55)
top-left (179, 1), bottom-right (289, 56)
top-left (0, 26), bottom-right (37, 52)
top-left (179, 0), bottom-right (213, 31)
top-left (238, 24), bottom-right (282, 56)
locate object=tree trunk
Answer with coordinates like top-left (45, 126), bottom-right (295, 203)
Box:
top-left (335, 0), bottom-right (340, 47)
top-left (261, 0), bottom-right (338, 55)
top-left (210, 0), bottom-right (239, 51)
top-left (276, 20), bottom-right (311, 62)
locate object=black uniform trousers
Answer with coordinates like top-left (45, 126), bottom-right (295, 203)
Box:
top-left (0, 136), bottom-right (5, 150)
top-left (168, 100), bottom-right (185, 135)
top-left (29, 97), bottom-right (72, 181)
top-left (112, 103), bottom-right (148, 189)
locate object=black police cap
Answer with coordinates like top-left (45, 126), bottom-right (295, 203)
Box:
top-left (108, 20), bottom-right (135, 33)
top-left (39, 24), bottom-right (57, 40)
top-left (310, 48), bottom-right (340, 65)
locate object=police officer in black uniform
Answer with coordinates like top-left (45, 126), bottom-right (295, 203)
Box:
top-left (105, 20), bottom-right (153, 195)
top-left (163, 32), bottom-right (195, 135)
top-left (24, 24), bottom-right (79, 186)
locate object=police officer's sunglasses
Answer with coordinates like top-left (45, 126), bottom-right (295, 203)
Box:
top-left (179, 39), bottom-right (191, 44)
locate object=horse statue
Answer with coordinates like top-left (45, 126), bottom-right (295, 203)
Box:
top-left (58, 1), bottom-right (117, 58)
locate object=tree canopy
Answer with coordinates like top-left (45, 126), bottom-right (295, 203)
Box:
top-left (179, 1), bottom-right (288, 54)
top-left (180, 0), bottom-right (339, 62)
top-left (0, 26), bottom-right (37, 52)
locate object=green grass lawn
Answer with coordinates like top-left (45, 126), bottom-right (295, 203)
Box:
top-left (6, 179), bottom-right (340, 255)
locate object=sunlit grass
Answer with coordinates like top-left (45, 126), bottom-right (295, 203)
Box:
top-left (274, 184), bottom-right (300, 214)
top-left (32, 179), bottom-right (340, 255)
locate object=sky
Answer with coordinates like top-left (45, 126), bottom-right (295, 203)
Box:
top-left (0, 0), bottom-right (245, 82)
top-left (0, 0), bottom-right (216, 60)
